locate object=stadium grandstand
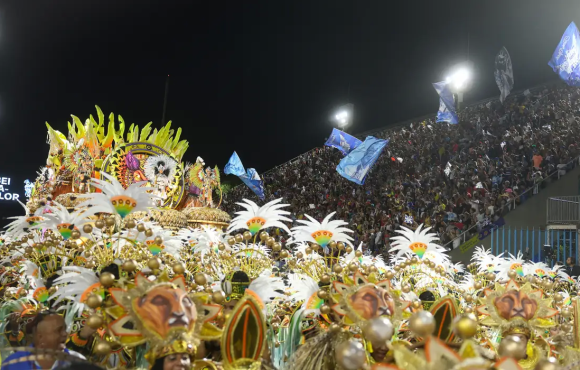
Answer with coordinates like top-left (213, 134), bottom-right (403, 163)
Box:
top-left (223, 81), bottom-right (580, 262)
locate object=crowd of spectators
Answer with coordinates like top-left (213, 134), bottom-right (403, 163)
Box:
top-left (223, 83), bottom-right (580, 258)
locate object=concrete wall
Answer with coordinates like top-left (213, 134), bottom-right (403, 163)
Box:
top-left (450, 164), bottom-right (580, 264)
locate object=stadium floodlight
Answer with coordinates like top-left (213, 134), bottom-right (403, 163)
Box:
top-left (446, 67), bottom-right (471, 91)
top-left (332, 103), bottom-right (354, 129)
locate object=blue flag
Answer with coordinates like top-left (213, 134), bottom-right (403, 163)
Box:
top-left (336, 136), bottom-right (388, 185)
top-left (224, 152), bottom-right (265, 199)
top-left (324, 128), bottom-right (362, 155)
top-left (433, 81), bottom-right (458, 124)
top-left (549, 22), bottom-right (580, 86)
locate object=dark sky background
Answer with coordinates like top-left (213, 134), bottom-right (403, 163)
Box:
top-left (0, 0), bottom-right (577, 219)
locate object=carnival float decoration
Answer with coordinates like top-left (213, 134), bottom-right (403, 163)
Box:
top-left (1, 106), bottom-right (580, 370)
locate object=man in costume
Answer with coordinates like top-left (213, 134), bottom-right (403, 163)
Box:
top-left (1, 310), bottom-right (86, 370)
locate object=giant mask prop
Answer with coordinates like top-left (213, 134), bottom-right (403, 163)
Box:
top-left (330, 272), bottom-right (406, 325)
top-left (494, 290), bottom-right (538, 321)
top-left (132, 285), bottom-right (197, 339)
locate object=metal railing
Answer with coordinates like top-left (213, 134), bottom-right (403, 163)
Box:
top-left (448, 155), bottom-right (580, 250)
top-left (547, 196), bottom-right (580, 224)
top-left (490, 226), bottom-right (578, 266)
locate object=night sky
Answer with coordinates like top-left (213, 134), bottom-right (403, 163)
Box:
top-left (0, 0), bottom-right (578, 220)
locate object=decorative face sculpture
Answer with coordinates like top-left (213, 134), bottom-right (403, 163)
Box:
top-left (132, 286), bottom-right (197, 339)
top-left (494, 290), bottom-right (538, 321)
top-left (347, 284), bottom-right (395, 320)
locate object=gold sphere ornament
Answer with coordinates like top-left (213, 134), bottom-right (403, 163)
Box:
top-left (464, 307), bottom-right (474, 314)
top-left (218, 242), bottom-right (226, 251)
top-left (194, 273), bottom-right (208, 286)
top-left (105, 217), bottom-right (116, 227)
top-left (243, 231), bottom-right (252, 240)
top-left (498, 335), bottom-right (527, 360)
top-left (266, 237), bottom-right (275, 247)
top-left (83, 224), bottom-right (94, 234)
top-left (345, 246), bottom-right (352, 254)
top-left (386, 271), bottom-right (394, 279)
top-left (259, 231), bottom-right (269, 241)
top-left (335, 339), bottom-right (366, 370)
top-left (348, 263), bottom-right (358, 272)
top-left (125, 220), bottom-right (136, 229)
top-left (553, 293), bottom-right (563, 303)
top-left (71, 230), bottom-right (81, 240)
top-left (320, 274), bottom-right (331, 284)
top-left (355, 250), bottom-right (363, 258)
top-left (317, 290), bottom-right (329, 300)
top-left (305, 247), bottom-right (313, 255)
top-left (320, 305), bottom-right (331, 315)
top-left (363, 316), bottom-right (394, 347)
top-left (280, 250), bottom-right (289, 259)
top-left (402, 285), bottom-right (411, 293)
top-left (24, 246), bottom-right (33, 255)
top-left (561, 306), bottom-right (573, 318)
top-left (453, 316), bottom-right (478, 339)
top-left (235, 234), bottom-right (244, 243)
top-left (87, 314), bottom-right (104, 329)
top-left (228, 237), bottom-right (236, 246)
top-left (474, 281), bottom-right (483, 290)
top-left (560, 323), bottom-right (572, 333)
top-left (337, 242), bottom-right (345, 250)
top-left (409, 311), bottom-right (436, 337)
top-left (464, 294), bottom-right (473, 303)
top-left (333, 265), bottom-right (344, 274)
top-left (507, 270), bottom-right (517, 279)
top-left (412, 300), bottom-right (422, 310)
top-left (296, 252), bottom-right (304, 259)
top-left (394, 266), bottom-right (401, 272)
top-left (172, 262), bottom-right (186, 275)
top-left (99, 272), bottom-right (115, 287)
top-left (85, 260), bottom-right (96, 269)
top-left (533, 357), bottom-right (560, 370)
top-left (86, 294), bottom-right (103, 309)
top-left (486, 273), bottom-right (496, 281)
top-left (272, 242), bottom-right (282, 252)
top-left (212, 290), bottom-right (226, 304)
top-left (143, 229), bottom-right (154, 238)
top-left (94, 341), bottom-right (112, 356)
top-left (411, 257), bottom-right (418, 264)
top-left (154, 236), bottom-right (163, 245)
top-left (329, 241), bottom-right (337, 249)
top-left (122, 260), bottom-right (137, 272)
top-left (136, 223), bottom-right (146, 232)
top-left (148, 258), bottom-right (161, 270)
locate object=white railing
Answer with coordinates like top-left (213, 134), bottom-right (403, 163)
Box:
top-left (547, 196), bottom-right (580, 224)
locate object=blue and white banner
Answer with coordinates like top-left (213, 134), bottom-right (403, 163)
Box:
top-left (548, 22), bottom-right (580, 86)
top-left (336, 136), bottom-right (388, 185)
top-left (478, 217), bottom-right (506, 240)
top-left (224, 151), bottom-right (265, 199)
top-left (324, 128), bottom-right (362, 155)
top-left (432, 81), bottom-right (458, 124)
top-left (495, 47), bottom-right (514, 103)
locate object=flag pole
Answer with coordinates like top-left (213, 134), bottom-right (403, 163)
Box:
top-left (161, 75), bottom-right (170, 125)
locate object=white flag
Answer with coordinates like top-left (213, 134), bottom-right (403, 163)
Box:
top-left (494, 47), bottom-right (514, 103)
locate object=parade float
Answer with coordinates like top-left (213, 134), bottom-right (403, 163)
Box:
top-left (0, 107), bottom-right (579, 370)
